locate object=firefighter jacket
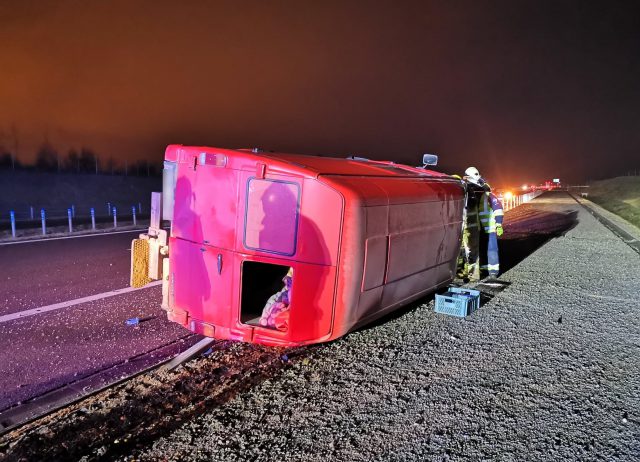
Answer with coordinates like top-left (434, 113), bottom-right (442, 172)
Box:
top-left (479, 192), bottom-right (504, 233)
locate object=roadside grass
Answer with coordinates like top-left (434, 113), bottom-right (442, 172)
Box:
top-left (587, 176), bottom-right (640, 228)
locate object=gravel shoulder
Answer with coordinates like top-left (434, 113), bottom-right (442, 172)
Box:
top-left (140, 192), bottom-right (639, 462)
top-left (1, 192), bottom-right (638, 461)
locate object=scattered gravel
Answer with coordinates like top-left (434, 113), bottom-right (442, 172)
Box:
top-left (1, 192), bottom-right (638, 461)
top-left (137, 193), bottom-right (640, 461)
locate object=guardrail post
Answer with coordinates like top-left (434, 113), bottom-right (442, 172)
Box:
top-left (107, 202), bottom-right (111, 216)
top-left (132, 206), bottom-right (137, 226)
top-left (10, 210), bottom-right (16, 238)
top-left (113, 206), bottom-right (117, 228)
top-left (41, 209), bottom-right (46, 235)
top-left (90, 207), bottom-right (96, 230)
top-left (68, 208), bottom-right (73, 233)
top-left (30, 206), bottom-right (34, 220)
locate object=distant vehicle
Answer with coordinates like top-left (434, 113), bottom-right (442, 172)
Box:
top-left (131, 145), bottom-right (465, 346)
top-left (538, 180), bottom-right (561, 191)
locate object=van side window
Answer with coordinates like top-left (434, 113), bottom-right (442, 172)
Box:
top-left (244, 179), bottom-right (300, 255)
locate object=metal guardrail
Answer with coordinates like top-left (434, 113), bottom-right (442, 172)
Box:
top-left (3, 202), bottom-right (148, 238)
top-left (2, 202), bottom-right (144, 221)
top-left (502, 190), bottom-right (543, 212)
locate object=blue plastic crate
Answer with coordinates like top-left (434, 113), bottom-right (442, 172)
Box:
top-left (434, 287), bottom-right (481, 317)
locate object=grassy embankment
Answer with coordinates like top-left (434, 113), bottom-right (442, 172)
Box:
top-left (587, 176), bottom-right (640, 229)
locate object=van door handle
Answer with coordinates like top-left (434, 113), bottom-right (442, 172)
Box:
top-left (217, 254), bottom-right (223, 274)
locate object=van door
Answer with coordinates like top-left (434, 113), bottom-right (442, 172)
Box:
top-left (194, 161), bottom-right (238, 250)
top-left (171, 238), bottom-right (235, 329)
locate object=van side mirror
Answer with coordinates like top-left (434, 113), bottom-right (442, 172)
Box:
top-left (422, 153), bottom-right (438, 166)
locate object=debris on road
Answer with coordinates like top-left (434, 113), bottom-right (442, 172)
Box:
top-left (124, 316), bottom-right (156, 326)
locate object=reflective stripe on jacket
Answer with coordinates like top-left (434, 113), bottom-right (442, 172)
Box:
top-left (479, 192), bottom-right (504, 233)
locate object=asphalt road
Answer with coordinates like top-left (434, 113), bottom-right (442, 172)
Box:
top-left (0, 231), bottom-right (188, 410)
top-left (0, 232), bottom-right (138, 315)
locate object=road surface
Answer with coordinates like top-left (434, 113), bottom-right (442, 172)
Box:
top-left (0, 231), bottom-right (189, 411)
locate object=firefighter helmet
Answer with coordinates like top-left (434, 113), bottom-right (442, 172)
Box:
top-left (464, 166), bottom-right (482, 185)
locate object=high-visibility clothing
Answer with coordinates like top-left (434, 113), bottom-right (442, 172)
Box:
top-left (459, 183), bottom-right (484, 281)
top-left (462, 221), bottom-right (481, 281)
top-left (459, 185), bottom-right (504, 280)
top-left (479, 192), bottom-right (504, 233)
top-left (479, 191), bottom-right (503, 275)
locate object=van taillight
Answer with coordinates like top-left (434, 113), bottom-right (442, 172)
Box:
top-left (198, 152), bottom-right (227, 167)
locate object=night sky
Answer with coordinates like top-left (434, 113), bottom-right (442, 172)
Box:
top-left (1, 0), bottom-right (639, 187)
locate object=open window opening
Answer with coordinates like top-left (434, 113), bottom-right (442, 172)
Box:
top-left (241, 261), bottom-right (293, 331)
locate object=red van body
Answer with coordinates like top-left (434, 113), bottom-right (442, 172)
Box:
top-left (160, 145), bottom-right (464, 346)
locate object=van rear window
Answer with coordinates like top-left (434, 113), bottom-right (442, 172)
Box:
top-left (244, 179), bottom-right (300, 255)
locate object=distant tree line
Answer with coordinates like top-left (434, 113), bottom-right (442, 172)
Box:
top-left (0, 142), bottom-right (161, 176)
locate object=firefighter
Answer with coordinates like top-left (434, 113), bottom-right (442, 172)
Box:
top-left (459, 168), bottom-right (483, 281)
top-left (460, 167), bottom-right (504, 280)
top-left (478, 179), bottom-right (504, 277)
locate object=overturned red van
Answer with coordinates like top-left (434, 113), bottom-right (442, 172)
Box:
top-left (131, 145), bottom-right (464, 346)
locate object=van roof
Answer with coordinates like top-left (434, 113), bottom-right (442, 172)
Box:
top-left (166, 145), bottom-right (448, 179)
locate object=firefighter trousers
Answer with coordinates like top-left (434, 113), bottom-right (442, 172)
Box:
top-left (461, 224), bottom-right (481, 281)
top-left (480, 230), bottom-right (500, 276)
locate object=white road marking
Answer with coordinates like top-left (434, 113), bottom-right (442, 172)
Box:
top-left (0, 229), bottom-right (147, 246)
top-left (0, 281), bottom-right (162, 324)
